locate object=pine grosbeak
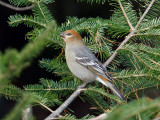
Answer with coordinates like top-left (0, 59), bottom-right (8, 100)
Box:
top-left (60, 30), bottom-right (125, 100)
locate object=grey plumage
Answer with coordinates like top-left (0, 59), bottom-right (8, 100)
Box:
top-left (75, 46), bottom-right (112, 82)
top-left (62, 29), bottom-right (125, 100)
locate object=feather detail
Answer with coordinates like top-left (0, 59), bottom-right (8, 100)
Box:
top-left (76, 56), bottom-right (104, 74)
top-left (75, 50), bottom-right (113, 82)
top-left (96, 76), bottom-right (125, 100)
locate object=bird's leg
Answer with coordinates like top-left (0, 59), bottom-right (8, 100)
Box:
top-left (77, 81), bottom-right (91, 89)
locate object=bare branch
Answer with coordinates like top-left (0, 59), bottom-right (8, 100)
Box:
top-left (0, 0), bottom-right (34, 11)
top-left (87, 113), bottom-right (108, 120)
top-left (44, 82), bottom-right (89, 120)
top-left (135, 0), bottom-right (155, 29)
top-left (118, 0), bottom-right (134, 30)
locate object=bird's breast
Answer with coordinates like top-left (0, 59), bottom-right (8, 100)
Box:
top-left (65, 48), bottom-right (96, 82)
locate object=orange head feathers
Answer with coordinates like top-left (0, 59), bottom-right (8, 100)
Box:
top-left (60, 30), bottom-right (82, 43)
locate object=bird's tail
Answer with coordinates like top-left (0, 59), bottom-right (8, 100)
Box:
top-left (96, 76), bottom-right (125, 100)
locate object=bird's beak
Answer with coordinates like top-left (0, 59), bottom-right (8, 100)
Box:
top-left (60, 32), bottom-right (65, 38)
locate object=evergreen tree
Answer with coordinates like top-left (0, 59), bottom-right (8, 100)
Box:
top-left (0, 0), bottom-right (160, 119)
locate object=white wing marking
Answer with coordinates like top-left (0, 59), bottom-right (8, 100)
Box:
top-left (75, 56), bottom-right (105, 74)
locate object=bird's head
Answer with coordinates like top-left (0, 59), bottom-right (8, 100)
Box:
top-left (60, 30), bottom-right (82, 43)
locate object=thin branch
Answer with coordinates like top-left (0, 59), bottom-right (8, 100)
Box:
top-left (37, 101), bottom-right (54, 113)
top-left (118, 0), bottom-right (134, 30)
top-left (138, 24), bottom-right (160, 32)
top-left (133, 34), bottom-right (160, 36)
top-left (103, 30), bottom-right (135, 67)
top-left (25, 88), bottom-right (75, 91)
top-left (113, 74), bottom-right (149, 79)
top-left (145, 57), bottom-right (160, 66)
top-left (37, 2), bottom-right (48, 23)
top-left (87, 113), bottom-right (108, 120)
top-left (0, 0), bottom-right (34, 11)
top-left (135, 0), bottom-right (155, 29)
top-left (103, 0), bottom-right (155, 67)
top-left (9, 18), bottom-right (46, 28)
top-left (44, 83), bottom-right (88, 120)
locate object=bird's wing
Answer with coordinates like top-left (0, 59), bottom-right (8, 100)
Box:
top-left (75, 48), bottom-right (113, 82)
top-left (76, 56), bottom-right (104, 74)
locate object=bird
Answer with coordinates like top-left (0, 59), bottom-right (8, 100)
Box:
top-left (60, 29), bottom-right (125, 100)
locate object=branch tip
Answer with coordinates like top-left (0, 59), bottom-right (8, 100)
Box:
top-left (0, 1), bottom-right (34, 11)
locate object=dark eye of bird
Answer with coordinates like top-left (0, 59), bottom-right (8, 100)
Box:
top-left (66, 33), bottom-right (72, 36)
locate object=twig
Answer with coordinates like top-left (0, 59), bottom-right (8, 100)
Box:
top-left (37, 2), bottom-right (48, 22)
top-left (38, 101), bottom-right (54, 113)
top-left (44, 83), bottom-right (88, 120)
top-left (0, 0), bottom-right (34, 11)
top-left (103, 30), bottom-right (135, 67)
top-left (135, 0), bottom-right (155, 29)
top-left (118, 0), bottom-right (134, 30)
top-left (103, 0), bottom-right (155, 67)
top-left (87, 113), bottom-right (108, 120)
top-left (56, 48), bottom-right (64, 59)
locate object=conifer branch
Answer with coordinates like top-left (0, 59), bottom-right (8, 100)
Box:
top-left (45, 1), bottom-right (157, 119)
top-left (0, 0), bottom-right (34, 11)
top-left (103, 30), bottom-right (135, 67)
top-left (3, 0), bottom-right (159, 119)
top-left (113, 74), bottom-right (149, 79)
top-left (44, 83), bottom-right (88, 120)
top-left (138, 24), bottom-right (159, 32)
top-left (103, 0), bottom-right (155, 67)
top-left (87, 113), bottom-right (108, 120)
top-left (134, 34), bottom-right (160, 36)
top-left (135, 0), bottom-right (155, 29)
top-left (118, 0), bottom-right (134, 30)
top-left (37, 101), bottom-right (54, 113)
top-left (37, 2), bottom-right (48, 23)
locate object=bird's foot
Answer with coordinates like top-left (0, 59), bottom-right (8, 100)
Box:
top-left (77, 82), bottom-right (90, 89)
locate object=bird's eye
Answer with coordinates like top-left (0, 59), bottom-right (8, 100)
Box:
top-left (66, 33), bottom-right (72, 36)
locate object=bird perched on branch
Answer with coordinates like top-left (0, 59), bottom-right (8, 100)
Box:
top-left (60, 30), bottom-right (125, 100)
